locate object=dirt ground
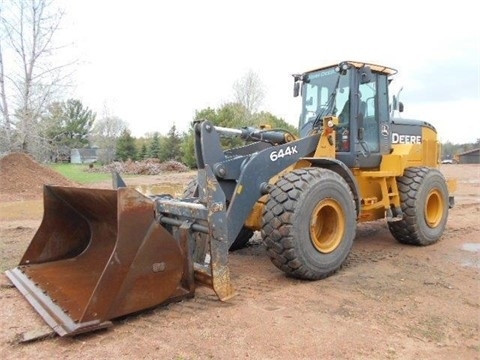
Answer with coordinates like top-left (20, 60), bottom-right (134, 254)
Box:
top-left (0, 162), bottom-right (479, 360)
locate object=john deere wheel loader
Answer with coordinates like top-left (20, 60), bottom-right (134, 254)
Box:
top-left (6, 61), bottom-right (456, 337)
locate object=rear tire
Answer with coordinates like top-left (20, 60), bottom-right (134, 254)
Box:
top-left (388, 167), bottom-right (449, 245)
top-left (262, 168), bottom-right (356, 280)
top-left (182, 179), bottom-right (253, 251)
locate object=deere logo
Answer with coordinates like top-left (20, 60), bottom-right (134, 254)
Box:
top-left (391, 132), bottom-right (422, 144)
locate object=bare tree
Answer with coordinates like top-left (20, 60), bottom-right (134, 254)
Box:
top-left (90, 114), bottom-right (128, 164)
top-left (0, 0), bottom-right (73, 157)
top-left (232, 69), bottom-right (265, 115)
top-left (0, 41), bottom-right (13, 150)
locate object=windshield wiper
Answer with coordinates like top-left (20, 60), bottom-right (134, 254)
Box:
top-left (311, 73), bottom-right (342, 131)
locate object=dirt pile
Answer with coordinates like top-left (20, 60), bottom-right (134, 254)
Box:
top-left (0, 152), bottom-right (77, 201)
top-left (90, 159), bottom-right (190, 175)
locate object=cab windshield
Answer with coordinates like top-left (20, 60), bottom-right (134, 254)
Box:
top-left (299, 67), bottom-right (350, 137)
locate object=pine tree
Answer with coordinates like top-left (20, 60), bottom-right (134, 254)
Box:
top-left (149, 132), bottom-right (161, 159)
top-left (160, 125), bottom-right (182, 162)
top-left (139, 143), bottom-right (148, 159)
top-left (116, 129), bottom-right (137, 161)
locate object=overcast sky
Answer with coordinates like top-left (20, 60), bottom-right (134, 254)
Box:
top-left (59, 0), bottom-right (479, 144)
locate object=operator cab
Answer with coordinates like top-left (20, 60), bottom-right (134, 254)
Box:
top-left (294, 61), bottom-right (397, 168)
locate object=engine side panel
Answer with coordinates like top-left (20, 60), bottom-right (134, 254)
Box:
top-left (390, 118), bottom-right (440, 168)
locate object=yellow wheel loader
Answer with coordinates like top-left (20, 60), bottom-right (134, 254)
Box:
top-left (5, 61), bottom-right (456, 337)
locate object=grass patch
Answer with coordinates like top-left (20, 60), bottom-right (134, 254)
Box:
top-left (49, 163), bottom-right (111, 184)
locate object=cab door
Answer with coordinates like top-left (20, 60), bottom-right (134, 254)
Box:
top-left (356, 72), bottom-right (391, 169)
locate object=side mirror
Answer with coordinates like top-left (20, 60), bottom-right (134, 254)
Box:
top-left (399, 102), bottom-right (404, 112)
top-left (359, 66), bottom-right (373, 84)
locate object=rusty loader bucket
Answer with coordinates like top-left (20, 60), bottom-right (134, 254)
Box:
top-left (5, 185), bottom-right (195, 336)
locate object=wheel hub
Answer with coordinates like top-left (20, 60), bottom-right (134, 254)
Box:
top-left (425, 189), bottom-right (444, 228)
top-left (310, 199), bottom-right (345, 253)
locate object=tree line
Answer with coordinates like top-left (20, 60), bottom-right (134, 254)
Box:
top-left (105, 101), bottom-right (298, 168)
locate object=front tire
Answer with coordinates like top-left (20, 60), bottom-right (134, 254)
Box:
top-left (262, 168), bottom-right (356, 280)
top-left (388, 167), bottom-right (449, 245)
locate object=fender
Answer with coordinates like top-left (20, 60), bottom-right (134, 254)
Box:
top-left (301, 157), bottom-right (361, 219)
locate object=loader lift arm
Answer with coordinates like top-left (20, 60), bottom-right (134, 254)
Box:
top-left (182, 121), bottom-right (322, 246)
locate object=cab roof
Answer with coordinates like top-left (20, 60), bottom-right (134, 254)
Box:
top-left (306, 61), bottom-right (398, 76)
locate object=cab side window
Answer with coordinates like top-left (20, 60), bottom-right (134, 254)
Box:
top-left (359, 79), bottom-right (379, 152)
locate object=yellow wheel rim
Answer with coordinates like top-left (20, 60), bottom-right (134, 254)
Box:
top-left (425, 189), bottom-right (444, 228)
top-left (310, 199), bottom-right (345, 253)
